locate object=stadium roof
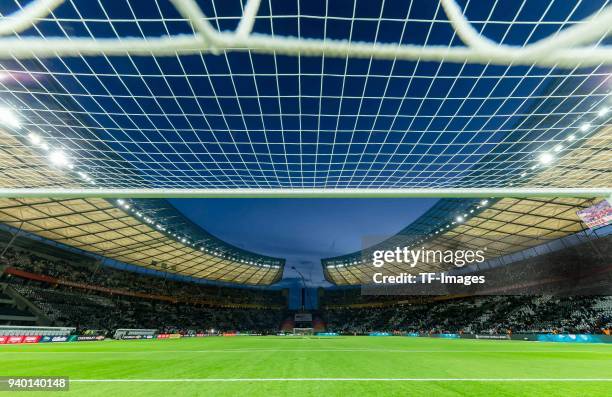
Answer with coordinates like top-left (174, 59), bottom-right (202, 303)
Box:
top-left (0, 0), bottom-right (610, 196)
top-left (0, 196), bottom-right (284, 285)
top-left (322, 196), bottom-right (599, 285)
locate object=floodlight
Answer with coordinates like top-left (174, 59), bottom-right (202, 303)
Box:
top-left (538, 152), bottom-right (554, 165)
top-left (49, 150), bottom-right (70, 168)
top-left (0, 107), bottom-right (20, 129)
top-left (27, 132), bottom-right (41, 145)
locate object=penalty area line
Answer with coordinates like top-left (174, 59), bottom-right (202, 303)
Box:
top-left (71, 378), bottom-right (612, 382)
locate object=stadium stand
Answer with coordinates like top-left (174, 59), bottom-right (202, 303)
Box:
top-left (0, 244), bottom-right (287, 335)
top-left (1, 230), bottom-right (609, 337)
top-left (0, 281), bottom-right (44, 326)
top-left (320, 231), bottom-right (611, 335)
top-left (321, 295), bottom-right (611, 335)
top-left (10, 284), bottom-right (285, 335)
top-left (0, 245), bottom-right (286, 307)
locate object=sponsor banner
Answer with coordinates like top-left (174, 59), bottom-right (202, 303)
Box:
top-left (405, 332), bottom-right (421, 337)
top-left (156, 334), bottom-right (170, 339)
top-left (23, 335), bottom-right (42, 343)
top-left (535, 334), bottom-right (612, 344)
top-left (76, 335), bottom-right (105, 341)
top-left (511, 334), bottom-right (612, 343)
top-left (168, 334), bottom-right (181, 339)
top-left (44, 335), bottom-right (76, 342)
top-left (315, 332), bottom-right (339, 336)
top-left (222, 332), bottom-right (236, 336)
top-left (475, 334), bottom-right (511, 340)
top-left (434, 333), bottom-right (460, 339)
top-left (368, 332), bottom-right (391, 336)
top-left (20, 335), bottom-right (74, 343)
top-left (0, 335), bottom-right (44, 344)
top-left (121, 335), bottom-right (154, 340)
top-left (196, 333), bottom-right (205, 337)
top-left (577, 200), bottom-right (612, 229)
top-left (121, 335), bottom-right (143, 340)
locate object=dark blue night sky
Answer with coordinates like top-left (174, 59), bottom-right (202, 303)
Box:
top-left (169, 198), bottom-right (437, 284)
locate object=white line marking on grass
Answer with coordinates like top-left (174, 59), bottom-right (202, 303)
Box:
top-left (71, 378), bottom-right (612, 383)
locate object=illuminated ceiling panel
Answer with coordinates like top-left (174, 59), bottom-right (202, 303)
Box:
top-left (323, 196), bottom-right (596, 285)
top-left (0, 197), bottom-right (284, 285)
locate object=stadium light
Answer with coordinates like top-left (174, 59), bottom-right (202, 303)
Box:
top-left (538, 152), bottom-right (554, 165)
top-left (117, 199), bottom-right (125, 205)
top-left (553, 144), bottom-right (563, 152)
top-left (49, 150), bottom-right (70, 168)
top-left (579, 123), bottom-right (591, 132)
top-left (597, 107), bottom-right (609, 117)
top-left (456, 216), bottom-right (464, 223)
top-left (566, 134), bottom-right (576, 141)
top-left (0, 106), bottom-right (21, 129)
top-left (27, 132), bottom-right (41, 145)
top-left (480, 199), bottom-right (489, 206)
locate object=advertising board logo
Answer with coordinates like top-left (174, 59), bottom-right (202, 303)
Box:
top-left (23, 335), bottom-right (41, 343)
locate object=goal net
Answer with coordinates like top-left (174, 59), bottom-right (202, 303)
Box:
top-left (0, 0), bottom-right (609, 197)
top-left (293, 328), bottom-right (314, 336)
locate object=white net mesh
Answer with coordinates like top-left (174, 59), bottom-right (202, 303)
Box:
top-left (0, 0), bottom-right (610, 194)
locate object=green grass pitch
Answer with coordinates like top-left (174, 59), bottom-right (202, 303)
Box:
top-left (0, 336), bottom-right (610, 396)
